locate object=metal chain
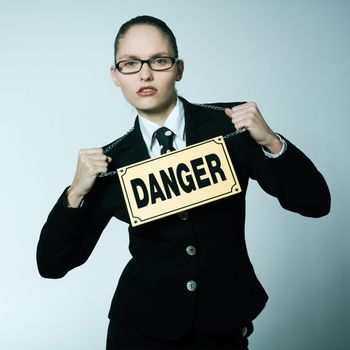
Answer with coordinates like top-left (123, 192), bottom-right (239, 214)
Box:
top-left (98, 104), bottom-right (245, 177)
top-left (98, 127), bottom-right (134, 177)
top-left (194, 103), bottom-right (226, 112)
top-left (103, 127), bottom-right (134, 154)
top-left (195, 103), bottom-right (246, 138)
top-left (97, 170), bottom-right (119, 178)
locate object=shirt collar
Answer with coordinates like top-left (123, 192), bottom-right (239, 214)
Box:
top-left (138, 98), bottom-right (185, 150)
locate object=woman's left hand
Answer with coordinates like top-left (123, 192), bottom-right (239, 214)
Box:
top-left (225, 102), bottom-right (282, 154)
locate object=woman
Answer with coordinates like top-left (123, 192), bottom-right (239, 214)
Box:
top-left (37, 15), bottom-right (330, 349)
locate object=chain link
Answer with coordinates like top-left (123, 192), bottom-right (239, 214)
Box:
top-left (194, 103), bottom-right (226, 112)
top-left (98, 104), bottom-right (245, 177)
top-left (97, 127), bottom-right (134, 178)
top-left (195, 103), bottom-right (247, 138)
top-left (103, 127), bottom-right (134, 154)
top-left (98, 170), bottom-right (119, 177)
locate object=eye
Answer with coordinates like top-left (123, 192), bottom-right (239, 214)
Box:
top-left (117, 59), bottom-right (141, 72)
top-left (124, 60), bottom-right (139, 67)
top-left (152, 57), bottom-right (170, 66)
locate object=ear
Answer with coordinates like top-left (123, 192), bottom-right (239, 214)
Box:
top-left (175, 60), bottom-right (184, 81)
top-left (110, 65), bottom-right (121, 87)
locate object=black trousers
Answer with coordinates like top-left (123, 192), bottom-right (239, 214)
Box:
top-left (106, 321), bottom-right (253, 350)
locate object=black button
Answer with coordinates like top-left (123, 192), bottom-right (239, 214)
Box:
top-left (186, 245), bottom-right (197, 256)
top-left (186, 280), bottom-right (197, 292)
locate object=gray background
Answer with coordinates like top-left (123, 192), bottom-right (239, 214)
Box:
top-left (1, 0), bottom-right (349, 349)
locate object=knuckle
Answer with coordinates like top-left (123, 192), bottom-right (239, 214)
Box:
top-left (88, 166), bottom-right (96, 176)
top-left (81, 154), bottom-right (88, 164)
top-left (248, 105), bottom-right (256, 113)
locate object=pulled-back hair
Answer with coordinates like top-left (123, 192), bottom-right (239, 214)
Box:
top-left (114, 15), bottom-right (179, 60)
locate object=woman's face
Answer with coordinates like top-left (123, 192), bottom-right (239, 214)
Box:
top-left (111, 25), bottom-right (184, 120)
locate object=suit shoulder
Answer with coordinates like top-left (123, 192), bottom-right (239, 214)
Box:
top-left (195, 101), bottom-right (246, 110)
top-left (102, 127), bottom-right (135, 154)
top-left (191, 101), bottom-right (246, 125)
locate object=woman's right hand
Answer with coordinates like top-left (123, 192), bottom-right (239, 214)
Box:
top-left (67, 148), bottom-right (112, 208)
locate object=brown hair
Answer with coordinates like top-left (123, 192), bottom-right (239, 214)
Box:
top-left (114, 15), bottom-right (179, 61)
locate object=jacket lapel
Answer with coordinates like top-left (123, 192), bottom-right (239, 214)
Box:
top-left (180, 96), bottom-right (223, 146)
top-left (110, 117), bottom-right (150, 168)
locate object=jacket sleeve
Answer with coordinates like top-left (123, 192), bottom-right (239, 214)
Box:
top-left (36, 183), bottom-right (114, 279)
top-left (248, 135), bottom-right (331, 218)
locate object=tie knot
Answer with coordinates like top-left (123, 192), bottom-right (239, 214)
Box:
top-left (154, 127), bottom-right (175, 154)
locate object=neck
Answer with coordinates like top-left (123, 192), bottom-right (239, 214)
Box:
top-left (137, 95), bottom-right (177, 125)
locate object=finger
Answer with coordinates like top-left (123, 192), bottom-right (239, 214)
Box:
top-left (231, 102), bottom-right (257, 113)
top-left (79, 148), bottom-right (104, 156)
top-left (232, 120), bottom-right (248, 131)
top-left (230, 112), bottom-right (249, 125)
top-left (224, 108), bottom-right (234, 118)
top-left (228, 115), bottom-right (244, 128)
top-left (225, 108), bottom-right (249, 123)
top-left (89, 154), bottom-right (110, 162)
top-left (95, 166), bottom-right (108, 174)
top-left (88, 165), bottom-right (109, 176)
top-left (230, 111), bottom-right (249, 121)
top-left (92, 155), bottom-right (113, 163)
top-left (92, 160), bottom-right (111, 167)
top-left (231, 109), bottom-right (260, 125)
top-left (229, 113), bottom-right (253, 129)
top-left (230, 102), bottom-right (250, 113)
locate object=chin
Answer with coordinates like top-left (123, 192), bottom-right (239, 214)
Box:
top-left (134, 98), bottom-right (164, 113)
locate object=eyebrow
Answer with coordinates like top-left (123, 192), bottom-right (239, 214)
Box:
top-left (117, 52), bottom-right (173, 61)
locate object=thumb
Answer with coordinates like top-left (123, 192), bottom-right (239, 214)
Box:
top-left (224, 108), bottom-right (233, 118)
top-left (107, 156), bottom-right (112, 163)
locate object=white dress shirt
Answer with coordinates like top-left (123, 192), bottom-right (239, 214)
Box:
top-left (138, 98), bottom-right (186, 157)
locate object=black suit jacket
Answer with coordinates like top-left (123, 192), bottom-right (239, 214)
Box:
top-left (37, 97), bottom-right (330, 339)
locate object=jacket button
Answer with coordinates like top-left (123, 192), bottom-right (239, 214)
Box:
top-left (186, 280), bottom-right (197, 292)
top-left (242, 326), bottom-right (248, 337)
top-left (186, 245), bottom-right (197, 256)
top-left (178, 211), bottom-right (189, 221)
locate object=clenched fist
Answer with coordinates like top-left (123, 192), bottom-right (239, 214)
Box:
top-left (224, 102), bottom-right (282, 154)
top-left (67, 148), bottom-right (112, 207)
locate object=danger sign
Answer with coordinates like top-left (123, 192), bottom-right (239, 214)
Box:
top-left (117, 136), bottom-right (241, 226)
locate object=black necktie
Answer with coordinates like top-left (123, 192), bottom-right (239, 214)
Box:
top-left (154, 127), bottom-right (176, 154)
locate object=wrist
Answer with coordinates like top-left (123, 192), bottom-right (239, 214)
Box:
top-left (262, 133), bottom-right (283, 154)
top-left (67, 186), bottom-right (85, 208)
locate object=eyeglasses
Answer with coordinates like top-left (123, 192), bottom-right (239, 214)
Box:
top-left (115, 56), bottom-right (179, 74)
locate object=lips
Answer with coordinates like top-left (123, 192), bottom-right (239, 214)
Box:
top-left (137, 86), bottom-right (158, 97)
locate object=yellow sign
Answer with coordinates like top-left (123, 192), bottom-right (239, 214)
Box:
top-left (117, 136), bottom-right (241, 226)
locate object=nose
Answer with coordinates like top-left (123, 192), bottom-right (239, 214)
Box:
top-left (139, 61), bottom-right (153, 81)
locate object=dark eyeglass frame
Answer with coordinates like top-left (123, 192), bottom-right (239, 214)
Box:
top-left (114, 56), bottom-right (179, 74)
